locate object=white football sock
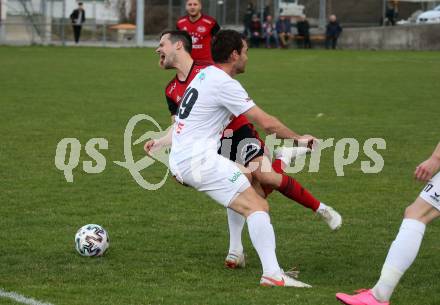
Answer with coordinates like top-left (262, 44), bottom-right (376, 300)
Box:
top-left (246, 211), bottom-right (281, 276)
top-left (316, 202), bottom-right (328, 213)
top-left (372, 218), bottom-right (426, 302)
top-left (227, 208), bottom-right (245, 254)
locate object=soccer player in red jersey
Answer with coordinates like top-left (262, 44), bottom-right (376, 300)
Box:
top-left (147, 30), bottom-right (342, 269)
top-left (176, 0), bottom-right (220, 62)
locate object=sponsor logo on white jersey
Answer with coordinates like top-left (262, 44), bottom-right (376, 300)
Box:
top-left (228, 171), bottom-right (242, 183)
top-left (198, 72), bottom-right (206, 81)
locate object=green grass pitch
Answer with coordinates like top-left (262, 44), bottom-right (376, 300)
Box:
top-left (0, 46), bottom-right (439, 305)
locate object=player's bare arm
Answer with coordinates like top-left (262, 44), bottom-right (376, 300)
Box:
top-left (144, 116), bottom-right (175, 155)
top-left (243, 105), bottom-right (317, 145)
top-left (414, 141), bottom-right (440, 181)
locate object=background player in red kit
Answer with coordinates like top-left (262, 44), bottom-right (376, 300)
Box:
top-left (147, 30), bottom-right (343, 269)
top-left (176, 0), bottom-right (220, 62)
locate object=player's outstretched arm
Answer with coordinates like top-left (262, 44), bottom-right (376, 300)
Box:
top-left (243, 105), bottom-right (317, 145)
top-left (414, 141), bottom-right (440, 181)
top-left (144, 116), bottom-right (175, 155)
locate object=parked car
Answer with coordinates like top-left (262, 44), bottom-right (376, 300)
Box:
top-left (417, 5), bottom-right (440, 24)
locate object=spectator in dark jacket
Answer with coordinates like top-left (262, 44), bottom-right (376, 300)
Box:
top-left (385, 3), bottom-right (397, 26)
top-left (325, 14), bottom-right (342, 49)
top-left (276, 15), bottom-right (292, 48)
top-left (263, 5), bottom-right (270, 22)
top-left (296, 15), bottom-right (311, 48)
top-left (243, 3), bottom-right (254, 38)
top-left (249, 14), bottom-right (262, 48)
top-left (70, 2), bottom-right (86, 44)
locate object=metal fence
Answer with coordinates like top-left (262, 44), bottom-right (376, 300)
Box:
top-left (0, 19), bottom-right (137, 45)
top-left (0, 0), bottom-right (429, 46)
top-left (0, 0), bottom-right (133, 45)
top-left (0, 0), bottom-right (258, 45)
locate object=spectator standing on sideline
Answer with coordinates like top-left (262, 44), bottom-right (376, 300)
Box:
top-left (249, 14), bottom-right (262, 48)
top-left (385, 3), bottom-right (397, 26)
top-left (263, 15), bottom-right (279, 48)
top-left (176, 0), bottom-right (220, 62)
top-left (70, 2), bottom-right (85, 44)
top-left (296, 15), bottom-right (311, 49)
top-left (263, 5), bottom-right (270, 22)
top-left (276, 15), bottom-right (292, 49)
top-left (325, 14), bottom-right (342, 49)
top-left (243, 3), bottom-right (254, 39)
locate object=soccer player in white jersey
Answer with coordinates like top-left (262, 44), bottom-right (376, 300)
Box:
top-left (155, 29), bottom-right (320, 287)
top-left (336, 141), bottom-right (440, 304)
top-left (147, 30), bottom-right (342, 271)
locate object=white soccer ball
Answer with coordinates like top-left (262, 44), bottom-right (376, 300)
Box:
top-left (75, 224), bottom-right (109, 257)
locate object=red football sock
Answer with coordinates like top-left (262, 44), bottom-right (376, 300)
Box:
top-left (271, 159), bottom-right (284, 174)
top-left (277, 175), bottom-right (320, 211)
top-left (262, 159), bottom-right (285, 197)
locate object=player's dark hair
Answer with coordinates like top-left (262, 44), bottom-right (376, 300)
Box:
top-left (211, 30), bottom-right (245, 64)
top-left (160, 30), bottom-right (192, 54)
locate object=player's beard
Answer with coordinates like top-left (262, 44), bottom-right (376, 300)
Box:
top-left (162, 52), bottom-right (177, 69)
top-left (235, 60), bottom-right (246, 74)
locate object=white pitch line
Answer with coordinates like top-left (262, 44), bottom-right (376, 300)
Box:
top-left (0, 288), bottom-right (55, 305)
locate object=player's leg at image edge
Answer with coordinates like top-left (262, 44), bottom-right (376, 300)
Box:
top-left (336, 175), bottom-right (440, 304)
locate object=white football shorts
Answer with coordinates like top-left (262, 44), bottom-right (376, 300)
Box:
top-left (419, 172), bottom-right (440, 211)
top-left (170, 151), bottom-right (251, 207)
